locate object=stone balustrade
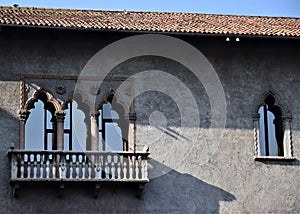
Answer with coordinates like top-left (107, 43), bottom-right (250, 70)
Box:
top-left (8, 150), bottom-right (149, 182)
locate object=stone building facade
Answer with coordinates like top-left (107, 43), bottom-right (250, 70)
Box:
top-left (0, 6), bottom-right (299, 213)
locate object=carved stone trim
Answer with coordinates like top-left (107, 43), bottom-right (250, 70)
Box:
top-left (282, 114), bottom-right (292, 122)
top-left (90, 85), bottom-right (100, 96)
top-left (55, 111), bottom-right (66, 122)
top-left (126, 112), bottom-right (137, 121)
top-left (253, 90), bottom-right (287, 115)
top-left (19, 109), bottom-right (30, 122)
top-left (20, 81), bottom-right (25, 109)
top-left (252, 113), bottom-right (260, 120)
top-left (55, 85), bottom-right (67, 95)
top-left (25, 88), bottom-right (61, 112)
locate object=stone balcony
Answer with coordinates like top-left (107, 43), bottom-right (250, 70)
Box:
top-left (7, 149), bottom-right (150, 198)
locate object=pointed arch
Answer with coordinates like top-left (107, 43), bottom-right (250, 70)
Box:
top-left (61, 90), bottom-right (89, 151)
top-left (24, 88), bottom-right (60, 151)
top-left (96, 89), bottom-right (129, 114)
top-left (253, 90), bottom-right (293, 158)
top-left (61, 89), bottom-right (93, 113)
top-left (24, 87), bottom-right (61, 113)
top-left (254, 90), bottom-right (286, 115)
top-left (96, 90), bottom-right (129, 151)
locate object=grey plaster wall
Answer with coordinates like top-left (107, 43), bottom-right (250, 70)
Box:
top-left (0, 27), bottom-right (299, 213)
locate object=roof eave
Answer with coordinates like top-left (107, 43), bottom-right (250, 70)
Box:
top-left (1, 23), bottom-right (300, 40)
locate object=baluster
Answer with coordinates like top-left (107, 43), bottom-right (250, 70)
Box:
top-left (23, 154), bottom-right (27, 178)
top-left (141, 158), bottom-right (145, 179)
top-left (27, 154), bottom-right (31, 178)
top-left (36, 154), bottom-right (40, 178)
top-left (46, 160), bottom-right (50, 179)
top-left (40, 164), bottom-right (44, 178)
top-left (93, 154), bottom-right (97, 178)
top-left (94, 155), bottom-right (99, 179)
top-left (99, 155), bottom-right (105, 179)
top-left (56, 154), bottom-right (61, 178)
top-left (69, 162), bottom-right (73, 179)
top-left (20, 160), bottom-right (25, 178)
top-left (60, 154), bottom-right (66, 179)
top-left (33, 160), bottom-right (37, 179)
top-left (82, 162), bottom-right (86, 179)
top-left (78, 155), bottom-right (83, 178)
top-left (76, 160), bottom-right (80, 179)
top-left (95, 163), bottom-right (100, 179)
top-left (135, 155), bottom-right (140, 179)
top-left (123, 159), bottom-right (127, 179)
top-left (100, 155), bottom-right (103, 179)
top-left (117, 157), bottom-right (121, 179)
top-left (144, 158), bottom-right (148, 179)
top-left (60, 163), bottom-right (66, 179)
top-left (39, 154), bottom-right (44, 178)
top-left (52, 154), bottom-right (56, 178)
top-left (11, 153), bottom-right (17, 179)
top-left (30, 153), bottom-right (35, 179)
top-left (73, 154), bottom-right (77, 178)
top-left (129, 156), bottom-right (133, 179)
top-left (48, 155), bottom-right (53, 178)
top-left (111, 155), bottom-right (116, 179)
top-left (105, 155), bottom-right (109, 179)
top-left (88, 162), bottom-right (92, 179)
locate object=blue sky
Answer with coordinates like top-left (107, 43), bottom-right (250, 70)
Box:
top-left (1, 0), bottom-right (299, 17)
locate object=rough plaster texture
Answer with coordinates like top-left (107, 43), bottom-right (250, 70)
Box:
top-left (0, 27), bottom-right (299, 213)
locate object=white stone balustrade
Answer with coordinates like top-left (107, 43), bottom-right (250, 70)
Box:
top-left (8, 150), bottom-right (150, 182)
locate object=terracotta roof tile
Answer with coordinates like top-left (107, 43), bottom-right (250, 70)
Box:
top-left (0, 6), bottom-right (300, 37)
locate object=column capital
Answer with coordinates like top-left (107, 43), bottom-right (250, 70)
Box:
top-left (19, 109), bottom-right (30, 122)
top-left (252, 113), bottom-right (260, 120)
top-left (90, 111), bottom-right (100, 118)
top-left (282, 114), bottom-right (292, 122)
top-left (55, 110), bottom-right (66, 122)
top-left (125, 112), bottom-right (137, 121)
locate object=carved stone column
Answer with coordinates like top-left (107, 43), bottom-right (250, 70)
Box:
top-left (252, 113), bottom-right (260, 156)
top-left (282, 114), bottom-right (293, 157)
top-left (19, 109), bottom-right (30, 149)
top-left (85, 118), bottom-right (91, 151)
top-left (90, 112), bottom-right (99, 151)
top-left (127, 112), bottom-right (136, 152)
top-left (55, 111), bottom-right (66, 150)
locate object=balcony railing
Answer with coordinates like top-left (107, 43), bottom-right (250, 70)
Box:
top-left (7, 149), bottom-right (150, 197)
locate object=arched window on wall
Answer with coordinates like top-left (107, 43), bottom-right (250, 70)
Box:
top-left (98, 94), bottom-right (128, 151)
top-left (257, 94), bottom-right (284, 156)
top-left (64, 100), bottom-right (87, 151)
top-left (25, 93), bottom-right (57, 150)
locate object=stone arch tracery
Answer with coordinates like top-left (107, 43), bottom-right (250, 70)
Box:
top-left (20, 88), bottom-right (61, 150)
top-left (91, 90), bottom-right (134, 152)
top-left (24, 87), bottom-right (61, 113)
top-left (61, 90), bottom-right (91, 151)
top-left (253, 90), bottom-right (293, 158)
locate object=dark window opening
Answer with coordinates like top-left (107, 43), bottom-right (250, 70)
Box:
top-left (64, 100), bottom-right (86, 151)
top-left (98, 94), bottom-right (128, 151)
top-left (258, 94), bottom-right (284, 156)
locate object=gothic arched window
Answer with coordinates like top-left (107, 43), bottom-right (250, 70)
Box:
top-left (254, 92), bottom-right (294, 159)
top-left (98, 94), bottom-right (128, 151)
top-left (64, 100), bottom-right (87, 151)
top-left (258, 95), bottom-right (283, 156)
top-left (25, 92), bottom-right (57, 150)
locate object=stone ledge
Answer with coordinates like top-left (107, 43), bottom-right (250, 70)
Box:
top-left (10, 178), bottom-right (150, 183)
top-left (254, 156), bottom-right (296, 161)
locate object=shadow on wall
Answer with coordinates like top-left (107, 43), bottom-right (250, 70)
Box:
top-left (0, 108), bottom-right (19, 151)
top-left (7, 158), bottom-right (235, 213)
top-left (142, 158), bottom-right (235, 213)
